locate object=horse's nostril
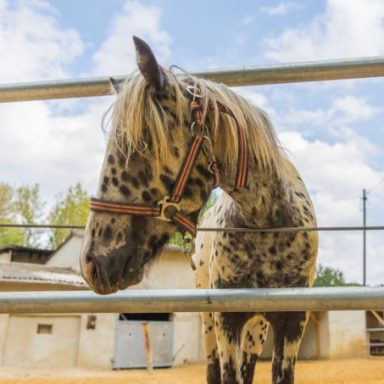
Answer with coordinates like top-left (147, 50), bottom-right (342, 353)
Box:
top-left (92, 263), bottom-right (99, 281)
top-left (85, 257), bottom-right (99, 282)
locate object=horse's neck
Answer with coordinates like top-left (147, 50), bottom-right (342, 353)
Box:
top-left (220, 163), bottom-right (293, 228)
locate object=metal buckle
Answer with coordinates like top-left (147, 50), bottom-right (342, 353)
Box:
top-left (186, 85), bottom-right (202, 99)
top-left (157, 196), bottom-right (180, 222)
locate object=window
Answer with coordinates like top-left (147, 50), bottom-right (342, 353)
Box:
top-left (37, 324), bottom-right (52, 334)
top-left (87, 315), bottom-right (97, 330)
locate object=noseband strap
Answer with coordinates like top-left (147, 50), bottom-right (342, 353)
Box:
top-left (90, 92), bottom-right (249, 236)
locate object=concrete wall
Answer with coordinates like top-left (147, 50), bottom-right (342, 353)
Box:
top-left (1, 314), bottom-right (81, 367)
top-left (0, 314), bottom-right (9, 364)
top-left (172, 312), bottom-right (203, 365)
top-left (0, 251), bottom-right (11, 263)
top-left (328, 311), bottom-right (367, 358)
top-left (77, 314), bottom-right (116, 369)
top-left (47, 235), bottom-right (83, 273)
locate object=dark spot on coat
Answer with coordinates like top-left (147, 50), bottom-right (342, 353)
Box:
top-left (121, 171), bottom-right (130, 181)
top-left (112, 177), bottom-right (119, 186)
top-left (163, 165), bottom-right (173, 175)
top-left (119, 185), bottom-right (130, 197)
top-left (200, 190), bottom-right (208, 201)
top-left (131, 177), bottom-right (140, 189)
top-left (107, 154), bottom-right (115, 165)
top-left (196, 164), bottom-right (212, 179)
top-left (142, 190), bottom-right (151, 202)
top-left (160, 174), bottom-right (173, 190)
top-left (103, 225), bottom-right (112, 241)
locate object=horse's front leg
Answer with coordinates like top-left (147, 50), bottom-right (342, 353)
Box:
top-left (214, 312), bottom-right (250, 384)
top-left (267, 311), bottom-right (309, 384)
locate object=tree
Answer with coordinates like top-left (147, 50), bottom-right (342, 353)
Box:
top-left (48, 183), bottom-right (89, 248)
top-left (14, 184), bottom-right (45, 247)
top-left (168, 190), bottom-right (220, 250)
top-left (0, 183), bottom-right (26, 248)
top-left (313, 264), bottom-right (346, 287)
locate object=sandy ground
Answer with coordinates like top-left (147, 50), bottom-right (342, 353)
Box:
top-left (0, 358), bottom-right (383, 384)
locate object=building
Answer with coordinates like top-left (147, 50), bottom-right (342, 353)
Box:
top-left (0, 233), bottom-right (369, 368)
top-left (0, 233), bottom-right (203, 368)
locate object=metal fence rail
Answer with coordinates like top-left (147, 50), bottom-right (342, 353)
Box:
top-left (1, 223), bottom-right (384, 233)
top-left (1, 287), bottom-right (384, 314)
top-left (0, 57), bottom-right (384, 102)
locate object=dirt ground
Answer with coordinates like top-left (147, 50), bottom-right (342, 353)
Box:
top-left (0, 358), bottom-right (383, 384)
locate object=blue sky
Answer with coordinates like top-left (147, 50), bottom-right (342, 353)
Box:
top-left (0, 0), bottom-right (383, 284)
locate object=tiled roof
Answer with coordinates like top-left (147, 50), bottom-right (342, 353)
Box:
top-left (0, 262), bottom-right (87, 287)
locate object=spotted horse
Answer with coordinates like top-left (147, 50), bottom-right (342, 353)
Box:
top-left (80, 36), bottom-right (318, 384)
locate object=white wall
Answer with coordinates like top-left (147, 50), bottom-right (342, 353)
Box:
top-left (1, 314), bottom-right (80, 367)
top-left (0, 314), bottom-right (9, 364)
top-left (77, 314), bottom-right (116, 369)
top-left (0, 251), bottom-right (11, 263)
top-left (328, 311), bottom-right (367, 357)
top-left (172, 312), bottom-right (203, 365)
top-left (47, 235), bottom-right (83, 272)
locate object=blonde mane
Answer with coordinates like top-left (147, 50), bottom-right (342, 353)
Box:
top-left (111, 68), bottom-right (288, 178)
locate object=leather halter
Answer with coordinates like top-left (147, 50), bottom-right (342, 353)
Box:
top-left (90, 89), bottom-right (249, 236)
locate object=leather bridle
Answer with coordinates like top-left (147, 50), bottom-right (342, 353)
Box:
top-left (90, 85), bottom-right (249, 236)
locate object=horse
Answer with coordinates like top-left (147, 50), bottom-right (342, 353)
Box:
top-left (80, 36), bottom-right (318, 384)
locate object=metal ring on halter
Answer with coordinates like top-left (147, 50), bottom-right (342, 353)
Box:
top-left (190, 121), bottom-right (205, 137)
top-left (186, 85), bottom-right (203, 99)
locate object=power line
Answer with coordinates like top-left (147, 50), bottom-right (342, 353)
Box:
top-left (367, 177), bottom-right (384, 194)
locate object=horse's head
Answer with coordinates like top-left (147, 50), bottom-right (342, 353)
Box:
top-left (80, 37), bottom-right (217, 294)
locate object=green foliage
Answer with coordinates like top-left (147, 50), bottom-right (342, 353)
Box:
top-left (0, 183), bottom-right (26, 248)
top-left (314, 264), bottom-right (347, 287)
top-left (168, 190), bottom-right (219, 250)
top-left (0, 182), bottom-right (90, 250)
top-left (48, 183), bottom-right (89, 248)
top-left (14, 184), bottom-right (45, 247)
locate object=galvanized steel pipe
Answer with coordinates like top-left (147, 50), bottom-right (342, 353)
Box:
top-left (1, 287), bottom-right (384, 314)
top-left (1, 57), bottom-right (384, 102)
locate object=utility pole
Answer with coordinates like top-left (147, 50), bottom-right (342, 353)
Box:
top-left (362, 188), bottom-right (367, 286)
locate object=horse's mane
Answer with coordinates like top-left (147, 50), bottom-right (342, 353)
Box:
top-left (111, 68), bottom-right (288, 178)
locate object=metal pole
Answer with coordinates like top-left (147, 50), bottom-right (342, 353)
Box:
top-left (363, 189), bottom-right (367, 286)
top-left (1, 287), bottom-right (384, 314)
top-left (1, 57), bottom-right (384, 102)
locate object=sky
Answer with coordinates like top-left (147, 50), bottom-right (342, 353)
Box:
top-left (0, 0), bottom-right (383, 285)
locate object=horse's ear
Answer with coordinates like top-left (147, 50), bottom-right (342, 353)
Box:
top-left (133, 36), bottom-right (166, 91)
top-left (109, 77), bottom-right (120, 94)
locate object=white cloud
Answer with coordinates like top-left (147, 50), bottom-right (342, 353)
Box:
top-left (261, 1), bottom-right (301, 16)
top-left (280, 130), bottom-right (384, 284)
top-left (265, 0), bottom-right (384, 61)
top-left (274, 95), bottom-right (381, 135)
top-left (235, 88), bottom-right (270, 111)
top-left (0, 0), bottom-right (83, 81)
top-left (0, 0), bottom-right (171, 207)
top-left (0, 99), bottom-right (109, 204)
top-left (92, 0), bottom-right (172, 76)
